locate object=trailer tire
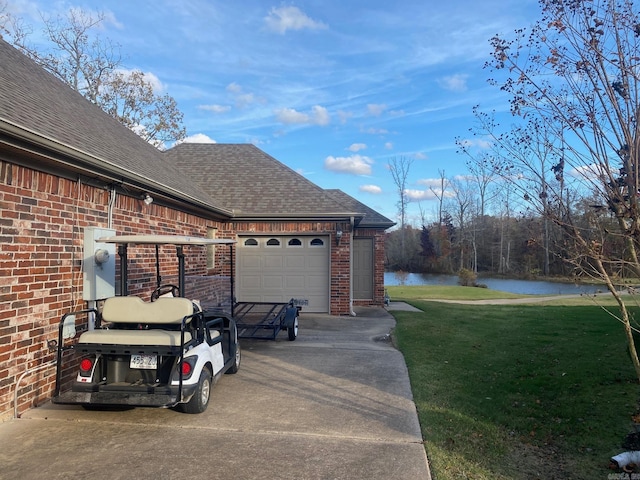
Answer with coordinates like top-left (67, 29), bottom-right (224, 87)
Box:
top-left (183, 367), bottom-right (212, 414)
top-left (287, 316), bottom-right (298, 341)
top-left (227, 343), bottom-right (241, 374)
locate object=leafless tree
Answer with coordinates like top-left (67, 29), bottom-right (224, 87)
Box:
top-left (484, 0), bottom-right (640, 380)
top-left (388, 157), bottom-right (413, 266)
top-left (4, 8), bottom-right (186, 147)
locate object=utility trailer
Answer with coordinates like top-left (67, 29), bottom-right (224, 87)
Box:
top-left (233, 300), bottom-right (300, 341)
top-left (51, 235), bottom-right (240, 414)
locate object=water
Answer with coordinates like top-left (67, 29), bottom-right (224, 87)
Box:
top-left (384, 272), bottom-right (609, 296)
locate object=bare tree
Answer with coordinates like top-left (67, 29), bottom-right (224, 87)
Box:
top-left (448, 176), bottom-right (474, 271)
top-left (430, 169), bottom-right (449, 226)
top-left (484, 0), bottom-right (640, 380)
top-left (388, 157), bottom-right (413, 267)
top-left (4, 8), bottom-right (186, 147)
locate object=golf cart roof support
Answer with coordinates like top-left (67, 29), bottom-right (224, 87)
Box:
top-left (118, 243), bottom-right (128, 296)
top-left (177, 245), bottom-right (185, 297)
top-left (100, 235), bottom-right (237, 300)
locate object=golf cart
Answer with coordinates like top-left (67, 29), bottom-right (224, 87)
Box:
top-left (51, 235), bottom-right (240, 414)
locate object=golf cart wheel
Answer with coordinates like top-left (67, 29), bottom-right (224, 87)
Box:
top-left (287, 316), bottom-right (299, 341)
top-left (183, 367), bottom-right (212, 414)
top-left (227, 343), bottom-right (241, 374)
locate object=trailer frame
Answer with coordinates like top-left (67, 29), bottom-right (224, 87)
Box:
top-left (232, 299), bottom-right (299, 341)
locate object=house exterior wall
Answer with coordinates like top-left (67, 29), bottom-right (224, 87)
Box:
top-left (351, 228), bottom-right (387, 310)
top-left (0, 161), bottom-right (226, 420)
top-left (233, 221), bottom-right (387, 315)
top-left (0, 161), bottom-right (387, 420)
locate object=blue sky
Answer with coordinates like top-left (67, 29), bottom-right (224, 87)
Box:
top-left (8, 0), bottom-right (541, 225)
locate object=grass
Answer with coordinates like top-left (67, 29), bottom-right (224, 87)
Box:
top-left (387, 285), bottom-right (640, 479)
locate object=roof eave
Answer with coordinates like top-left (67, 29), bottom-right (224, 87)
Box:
top-left (0, 118), bottom-right (234, 218)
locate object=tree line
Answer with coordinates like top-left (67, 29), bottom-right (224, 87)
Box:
top-left (387, 0), bottom-right (640, 381)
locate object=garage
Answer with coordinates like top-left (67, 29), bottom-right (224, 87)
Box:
top-left (236, 235), bottom-right (330, 313)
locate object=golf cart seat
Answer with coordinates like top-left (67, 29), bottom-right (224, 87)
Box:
top-left (78, 296), bottom-right (195, 346)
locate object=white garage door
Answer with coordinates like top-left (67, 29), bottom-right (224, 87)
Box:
top-left (236, 235), bottom-right (330, 313)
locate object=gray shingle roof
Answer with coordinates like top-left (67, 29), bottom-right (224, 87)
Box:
top-left (165, 143), bottom-right (361, 218)
top-left (326, 189), bottom-right (395, 228)
top-left (0, 38), bottom-right (230, 216)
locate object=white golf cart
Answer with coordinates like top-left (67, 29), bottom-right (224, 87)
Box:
top-left (52, 235), bottom-right (240, 414)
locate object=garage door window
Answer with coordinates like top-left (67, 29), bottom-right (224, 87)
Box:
top-left (243, 238), bottom-right (258, 247)
top-left (310, 238), bottom-right (325, 247)
top-left (287, 238), bottom-right (302, 247)
top-left (266, 238), bottom-right (281, 247)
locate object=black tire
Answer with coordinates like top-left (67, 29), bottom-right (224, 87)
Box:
top-left (182, 367), bottom-right (212, 414)
top-left (226, 343), bottom-right (241, 374)
top-left (287, 316), bottom-right (298, 341)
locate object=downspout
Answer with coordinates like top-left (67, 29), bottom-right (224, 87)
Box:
top-left (349, 216), bottom-right (356, 317)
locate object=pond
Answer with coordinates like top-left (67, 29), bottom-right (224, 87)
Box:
top-left (383, 272), bottom-right (610, 296)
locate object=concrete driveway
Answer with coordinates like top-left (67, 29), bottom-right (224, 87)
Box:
top-left (0, 306), bottom-right (431, 480)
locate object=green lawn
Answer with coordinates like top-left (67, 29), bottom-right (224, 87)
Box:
top-left (387, 285), bottom-right (640, 479)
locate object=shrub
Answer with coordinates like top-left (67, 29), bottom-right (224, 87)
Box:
top-left (458, 268), bottom-right (477, 287)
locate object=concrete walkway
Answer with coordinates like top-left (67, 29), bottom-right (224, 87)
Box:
top-left (0, 307), bottom-right (430, 480)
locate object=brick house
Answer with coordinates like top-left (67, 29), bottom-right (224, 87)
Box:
top-left (0, 39), bottom-right (394, 419)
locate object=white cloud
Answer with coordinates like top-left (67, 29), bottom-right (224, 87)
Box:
top-left (226, 82), bottom-right (243, 94)
top-left (438, 73), bottom-right (469, 92)
top-left (114, 69), bottom-right (164, 93)
top-left (414, 152), bottom-right (427, 160)
top-left (198, 104), bottom-right (231, 114)
top-left (324, 154), bottom-right (373, 175)
top-left (416, 178), bottom-right (448, 188)
top-left (264, 6), bottom-right (327, 34)
top-left (235, 93), bottom-right (257, 109)
top-left (405, 189), bottom-right (434, 201)
top-left (360, 184), bottom-right (382, 194)
top-left (384, 142), bottom-right (393, 150)
top-left (367, 103), bottom-right (387, 116)
top-left (181, 133), bottom-right (217, 144)
top-left (570, 163), bottom-right (600, 180)
top-left (276, 108), bottom-right (311, 125)
top-left (311, 105), bottom-right (330, 126)
top-left (348, 143), bottom-right (367, 152)
top-left (275, 105), bottom-right (330, 126)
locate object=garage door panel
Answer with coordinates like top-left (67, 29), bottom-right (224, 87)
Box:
top-left (240, 275), bottom-right (262, 288)
top-left (285, 275), bottom-right (305, 288)
top-left (238, 236), bottom-right (329, 313)
top-left (285, 255), bottom-right (305, 268)
top-left (264, 256), bottom-right (284, 268)
top-left (307, 255), bottom-right (327, 269)
top-left (263, 275), bottom-right (284, 288)
top-left (307, 275), bottom-right (326, 288)
top-left (241, 256), bottom-right (262, 268)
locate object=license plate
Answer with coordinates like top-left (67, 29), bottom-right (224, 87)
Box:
top-left (130, 354), bottom-right (157, 370)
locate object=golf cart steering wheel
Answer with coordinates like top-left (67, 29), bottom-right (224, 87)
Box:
top-left (150, 284), bottom-right (180, 301)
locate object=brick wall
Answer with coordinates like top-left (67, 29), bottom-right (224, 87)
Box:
top-left (0, 162), bottom-right (226, 420)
